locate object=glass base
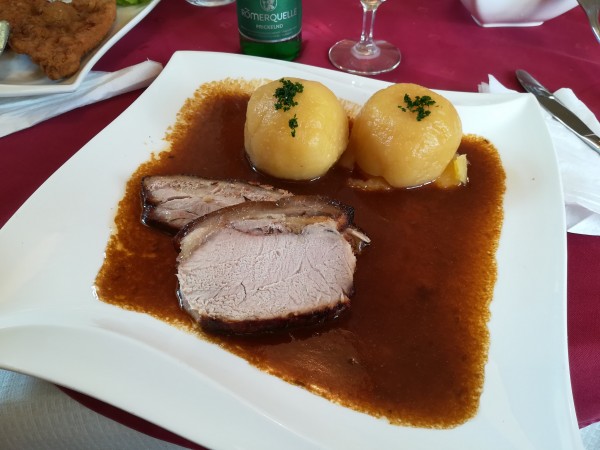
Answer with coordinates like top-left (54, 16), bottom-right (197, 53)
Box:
top-left (328, 39), bottom-right (401, 76)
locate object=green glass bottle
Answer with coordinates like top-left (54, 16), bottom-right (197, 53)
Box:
top-left (236, 0), bottom-right (302, 61)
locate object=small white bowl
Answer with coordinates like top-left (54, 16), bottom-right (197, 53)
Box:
top-left (460, 0), bottom-right (578, 27)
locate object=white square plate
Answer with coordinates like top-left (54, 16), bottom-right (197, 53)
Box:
top-left (0, 52), bottom-right (581, 450)
top-left (0, 0), bottom-right (161, 97)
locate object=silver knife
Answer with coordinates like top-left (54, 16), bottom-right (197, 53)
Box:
top-left (516, 69), bottom-right (600, 156)
top-left (0, 21), bottom-right (9, 57)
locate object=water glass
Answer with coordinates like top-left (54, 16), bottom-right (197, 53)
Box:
top-left (185, 0), bottom-right (235, 6)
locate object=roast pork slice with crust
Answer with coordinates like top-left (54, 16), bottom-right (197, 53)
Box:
top-left (141, 175), bottom-right (293, 234)
top-left (174, 196), bottom-right (370, 335)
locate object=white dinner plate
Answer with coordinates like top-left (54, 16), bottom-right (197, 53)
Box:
top-left (0, 52), bottom-right (581, 450)
top-left (0, 0), bottom-right (161, 97)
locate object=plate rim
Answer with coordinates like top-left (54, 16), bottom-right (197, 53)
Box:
top-left (0, 51), bottom-right (580, 450)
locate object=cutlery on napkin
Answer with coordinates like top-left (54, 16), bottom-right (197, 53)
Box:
top-left (479, 75), bottom-right (600, 236)
top-left (0, 60), bottom-right (163, 139)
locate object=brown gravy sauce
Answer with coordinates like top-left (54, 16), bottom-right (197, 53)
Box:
top-left (95, 79), bottom-right (506, 428)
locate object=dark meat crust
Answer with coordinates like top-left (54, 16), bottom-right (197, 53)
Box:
top-left (174, 195), bottom-right (355, 253)
top-left (141, 175), bottom-right (293, 235)
top-left (0, 0), bottom-right (116, 80)
top-left (193, 301), bottom-right (350, 335)
top-left (142, 175), bottom-right (371, 254)
top-left (175, 195), bottom-right (367, 335)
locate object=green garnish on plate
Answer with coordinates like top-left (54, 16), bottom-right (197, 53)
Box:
top-left (274, 78), bottom-right (304, 137)
top-left (116, 0), bottom-right (151, 6)
top-left (399, 94), bottom-right (436, 121)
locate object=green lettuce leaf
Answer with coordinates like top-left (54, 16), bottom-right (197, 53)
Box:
top-left (116, 0), bottom-right (151, 6)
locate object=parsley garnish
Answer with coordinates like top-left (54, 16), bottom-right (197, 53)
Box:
top-left (398, 94), bottom-right (436, 121)
top-left (289, 114), bottom-right (299, 138)
top-left (274, 78), bottom-right (304, 137)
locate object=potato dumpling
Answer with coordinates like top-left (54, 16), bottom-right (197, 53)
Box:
top-left (244, 78), bottom-right (348, 181)
top-left (349, 83), bottom-right (462, 188)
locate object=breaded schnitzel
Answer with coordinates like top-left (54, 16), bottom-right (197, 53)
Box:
top-left (0, 0), bottom-right (116, 80)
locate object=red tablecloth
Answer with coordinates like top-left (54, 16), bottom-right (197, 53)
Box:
top-left (2, 0), bottom-right (599, 447)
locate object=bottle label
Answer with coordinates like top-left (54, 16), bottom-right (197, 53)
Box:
top-left (237, 0), bottom-right (302, 43)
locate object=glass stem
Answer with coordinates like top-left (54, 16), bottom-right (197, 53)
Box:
top-left (352, 1), bottom-right (381, 59)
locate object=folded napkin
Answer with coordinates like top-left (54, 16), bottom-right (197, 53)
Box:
top-left (0, 60), bottom-right (163, 139)
top-left (479, 75), bottom-right (600, 236)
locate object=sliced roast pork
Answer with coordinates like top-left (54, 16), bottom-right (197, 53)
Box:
top-left (175, 196), bottom-right (370, 334)
top-left (141, 175), bottom-right (292, 234)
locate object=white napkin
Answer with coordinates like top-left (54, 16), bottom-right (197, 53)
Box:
top-left (0, 60), bottom-right (163, 139)
top-left (479, 75), bottom-right (600, 236)
top-left (0, 369), bottom-right (186, 449)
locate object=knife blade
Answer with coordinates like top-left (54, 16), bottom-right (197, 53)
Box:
top-left (515, 69), bottom-right (600, 156)
top-left (0, 21), bottom-right (9, 57)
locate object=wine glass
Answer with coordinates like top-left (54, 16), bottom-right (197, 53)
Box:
top-left (328, 0), bottom-right (401, 76)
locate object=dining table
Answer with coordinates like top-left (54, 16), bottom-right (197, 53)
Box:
top-left (1, 0), bottom-right (599, 449)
